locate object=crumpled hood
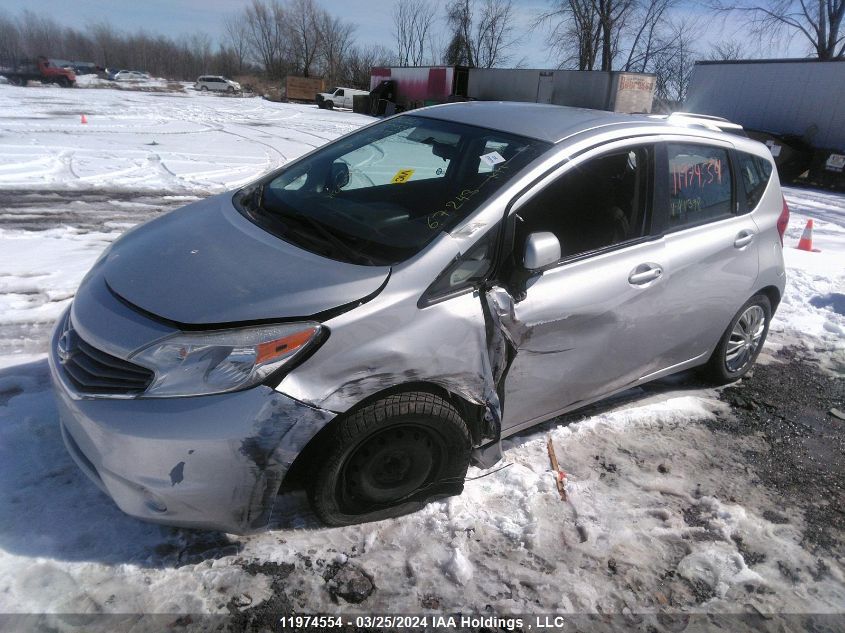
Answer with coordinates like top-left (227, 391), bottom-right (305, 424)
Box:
top-left (102, 193), bottom-right (390, 325)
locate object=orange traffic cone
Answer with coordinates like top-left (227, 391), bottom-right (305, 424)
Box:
top-left (796, 219), bottom-right (820, 252)
top-left (80, 114), bottom-right (87, 124)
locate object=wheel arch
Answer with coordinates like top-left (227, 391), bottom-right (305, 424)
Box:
top-left (756, 285), bottom-right (781, 312)
top-left (280, 381), bottom-right (485, 491)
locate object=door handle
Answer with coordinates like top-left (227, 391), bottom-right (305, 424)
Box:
top-left (628, 263), bottom-right (663, 286)
top-left (734, 231), bottom-right (755, 248)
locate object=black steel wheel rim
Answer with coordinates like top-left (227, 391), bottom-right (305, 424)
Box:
top-left (338, 424), bottom-right (444, 511)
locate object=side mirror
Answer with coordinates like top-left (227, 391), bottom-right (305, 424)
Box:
top-left (327, 161), bottom-right (349, 192)
top-left (523, 232), bottom-right (561, 271)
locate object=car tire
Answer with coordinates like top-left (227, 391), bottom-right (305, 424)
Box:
top-left (325, 100), bottom-right (334, 110)
top-left (227, 85), bottom-right (234, 93)
top-left (200, 85), bottom-right (208, 91)
top-left (701, 293), bottom-right (772, 385)
top-left (308, 392), bottom-right (471, 526)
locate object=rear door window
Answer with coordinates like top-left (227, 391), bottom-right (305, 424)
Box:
top-left (666, 143), bottom-right (733, 230)
top-left (737, 151), bottom-right (773, 211)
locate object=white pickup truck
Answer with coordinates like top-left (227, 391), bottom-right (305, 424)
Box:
top-left (316, 86), bottom-right (369, 110)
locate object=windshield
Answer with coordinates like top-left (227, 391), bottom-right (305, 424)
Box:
top-left (236, 115), bottom-right (549, 265)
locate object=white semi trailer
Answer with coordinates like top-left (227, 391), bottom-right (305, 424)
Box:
top-left (685, 59), bottom-right (845, 187)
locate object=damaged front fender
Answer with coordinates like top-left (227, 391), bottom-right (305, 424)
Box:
top-left (277, 237), bottom-right (514, 467)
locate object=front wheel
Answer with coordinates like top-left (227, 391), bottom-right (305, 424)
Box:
top-left (324, 100), bottom-right (334, 110)
top-left (701, 294), bottom-right (772, 384)
top-left (308, 392), bottom-right (471, 526)
top-left (199, 85), bottom-right (208, 91)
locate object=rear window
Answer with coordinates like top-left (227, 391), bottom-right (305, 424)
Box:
top-left (666, 143), bottom-right (733, 230)
top-left (737, 151), bottom-right (773, 211)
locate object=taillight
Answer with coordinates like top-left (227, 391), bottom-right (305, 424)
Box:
top-left (777, 195), bottom-right (790, 246)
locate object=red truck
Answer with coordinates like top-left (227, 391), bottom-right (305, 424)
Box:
top-left (1, 56), bottom-right (76, 87)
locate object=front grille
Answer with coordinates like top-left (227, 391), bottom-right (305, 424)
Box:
top-left (57, 316), bottom-right (154, 396)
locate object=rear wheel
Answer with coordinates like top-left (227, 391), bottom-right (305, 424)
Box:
top-left (308, 392), bottom-right (471, 526)
top-left (8, 76), bottom-right (25, 87)
top-left (701, 294), bottom-right (771, 384)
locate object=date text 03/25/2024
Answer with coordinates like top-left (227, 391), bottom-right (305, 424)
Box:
top-left (277, 615), bottom-right (585, 630)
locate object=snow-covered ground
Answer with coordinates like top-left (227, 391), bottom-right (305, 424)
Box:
top-left (0, 83), bottom-right (843, 621)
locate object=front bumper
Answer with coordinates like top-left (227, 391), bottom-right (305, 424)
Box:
top-left (48, 311), bottom-right (336, 534)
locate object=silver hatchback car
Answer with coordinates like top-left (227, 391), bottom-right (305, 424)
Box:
top-left (49, 103), bottom-right (788, 532)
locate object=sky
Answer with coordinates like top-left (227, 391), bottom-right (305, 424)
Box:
top-left (0, 0), bottom-right (809, 68)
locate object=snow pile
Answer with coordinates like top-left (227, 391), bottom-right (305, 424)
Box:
top-left (774, 187), bottom-right (845, 373)
top-left (75, 74), bottom-right (183, 91)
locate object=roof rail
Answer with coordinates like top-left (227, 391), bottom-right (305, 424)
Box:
top-left (668, 112), bottom-right (732, 123)
top-left (661, 112), bottom-right (747, 137)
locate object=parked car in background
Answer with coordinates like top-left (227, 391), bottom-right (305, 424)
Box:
top-left (50, 103), bottom-right (788, 533)
top-left (68, 61), bottom-right (98, 76)
top-left (111, 70), bottom-right (149, 81)
top-left (0, 56), bottom-right (75, 87)
top-left (195, 75), bottom-right (241, 93)
top-left (316, 86), bottom-right (369, 109)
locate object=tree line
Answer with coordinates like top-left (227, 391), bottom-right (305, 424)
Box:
top-left (1, 0), bottom-right (841, 101)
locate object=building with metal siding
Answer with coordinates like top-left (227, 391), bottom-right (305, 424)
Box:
top-left (685, 59), bottom-right (845, 150)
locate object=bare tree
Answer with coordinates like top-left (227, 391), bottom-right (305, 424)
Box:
top-left (1, 1), bottom-right (362, 83)
top-left (445, 0), bottom-right (518, 67)
top-left (287, 0), bottom-right (321, 76)
top-left (344, 44), bottom-right (394, 87)
top-left (0, 11), bottom-right (23, 63)
top-left (650, 16), bottom-right (698, 104)
top-left (224, 14), bottom-right (251, 73)
top-left (711, 0), bottom-right (845, 59)
top-left (707, 39), bottom-right (748, 59)
top-left (445, 0), bottom-right (475, 65)
top-left (318, 11), bottom-right (356, 83)
top-left (244, 0), bottom-right (286, 78)
top-left (537, 0), bottom-right (601, 69)
top-left (88, 21), bottom-right (118, 68)
top-left (16, 9), bottom-right (63, 59)
top-left (540, 0), bottom-right (681, 71)
top-left (394, 0), bottom-right (437, 65)
top-left (475, 0), bottom-right (519, 67)
top-left (623, 0), bottom-right (677, 71)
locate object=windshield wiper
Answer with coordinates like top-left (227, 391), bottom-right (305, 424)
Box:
top-left (278, 211), bottom-right (378, 266)
top-left (247, 183), bottom-right (264, 210)
top-left (240, 187), bottom-right (382, 265)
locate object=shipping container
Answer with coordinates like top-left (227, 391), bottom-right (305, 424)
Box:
top-left (369, 66), bottom-right (655, 114)
top-left (468, 69), bottom-right (655, 113)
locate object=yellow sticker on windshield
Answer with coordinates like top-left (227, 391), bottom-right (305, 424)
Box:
top-left (391, 169), bottom-right (415, 184)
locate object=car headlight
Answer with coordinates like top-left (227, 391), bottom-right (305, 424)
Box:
top-left (131, 322), bottom-right (323, 397)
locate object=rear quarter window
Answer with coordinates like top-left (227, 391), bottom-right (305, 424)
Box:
top-left (666, 143), bottom-right (733, 230)
top-left (737, 151), bottom-right (773, 211)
